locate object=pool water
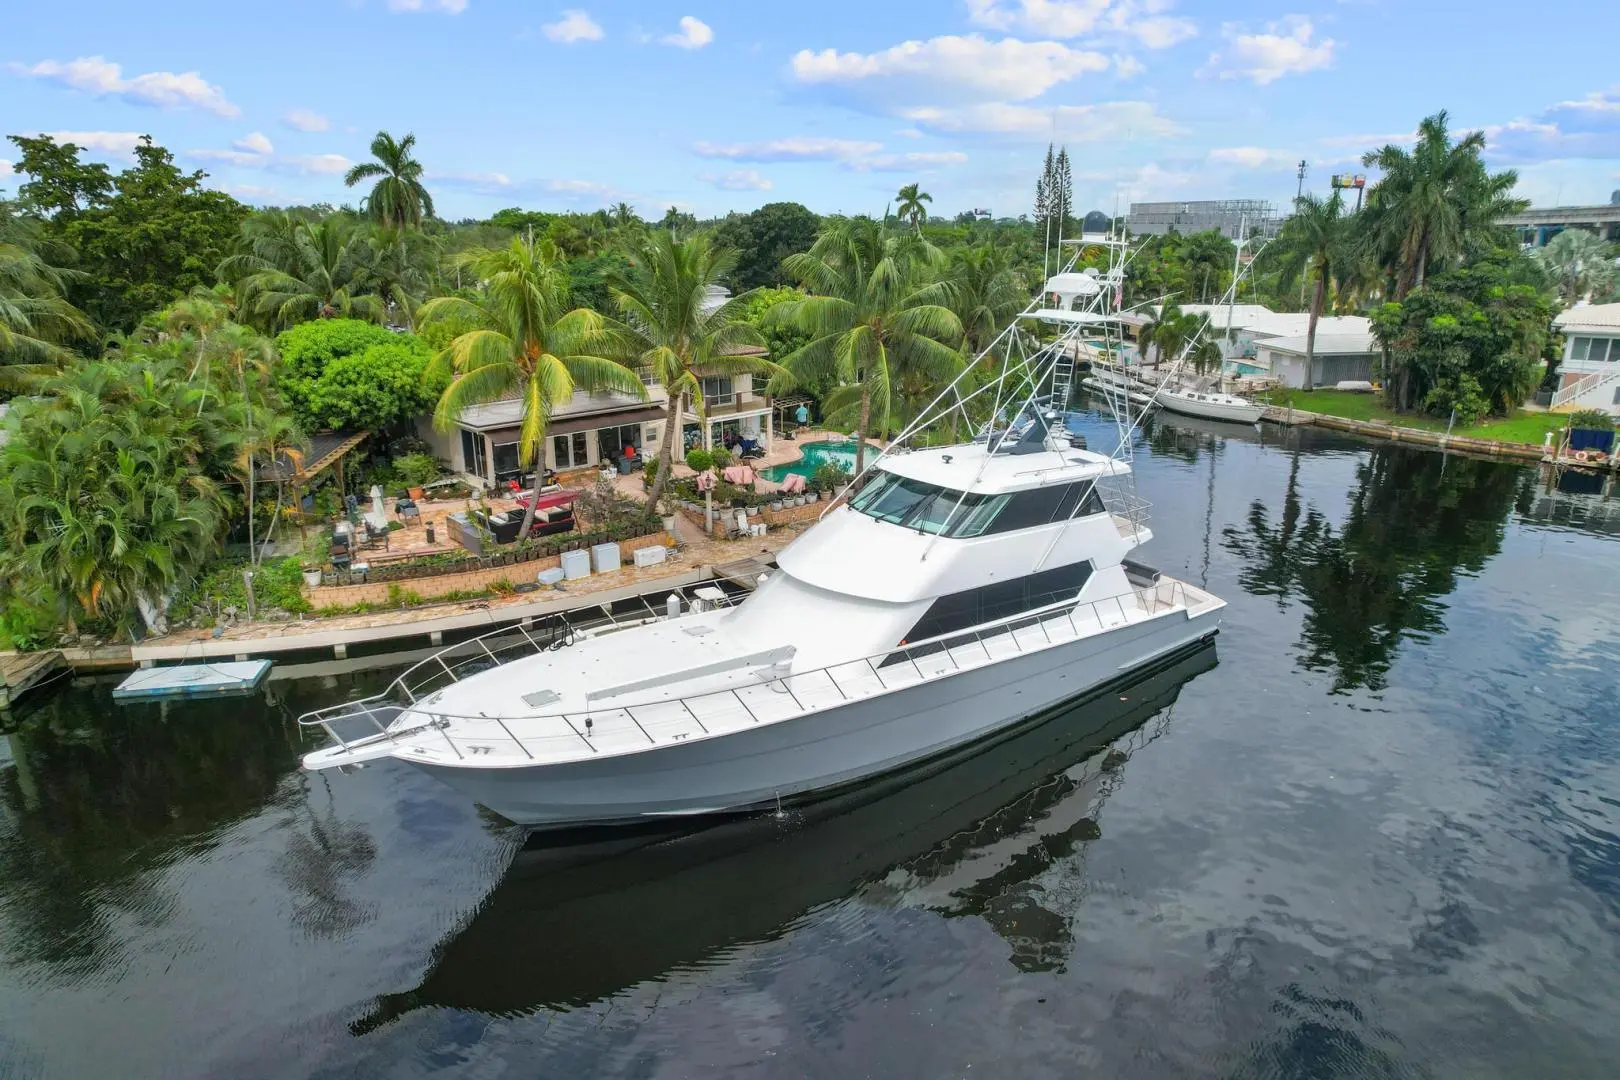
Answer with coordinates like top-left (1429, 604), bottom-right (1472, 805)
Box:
top-left (762, 439), bottom-right (859, 482)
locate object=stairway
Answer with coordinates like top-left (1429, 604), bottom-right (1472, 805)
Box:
top-left (1551, 365), bottom-right (1620, 411)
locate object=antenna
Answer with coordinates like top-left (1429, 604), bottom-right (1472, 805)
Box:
top-left (1295, 160), bottom-right (1308, 199)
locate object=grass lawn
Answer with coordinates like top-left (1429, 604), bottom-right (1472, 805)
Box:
top-left (1261, 389), bottom-right (1569, 447)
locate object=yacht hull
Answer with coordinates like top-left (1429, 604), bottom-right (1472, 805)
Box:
top-left (409, 607), bottom-right (1220, 828)
top-left (1157, 392), bottom-right (1265, 424)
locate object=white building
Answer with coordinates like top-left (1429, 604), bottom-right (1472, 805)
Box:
top-left (1166, 304), bottom-right (1375, 387)
top-left (1551, 303), bottom-right (1620, 415)
top-left (1253, 333), bottom-right (1381, 389)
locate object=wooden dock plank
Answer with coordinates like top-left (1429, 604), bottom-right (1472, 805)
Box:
top-left (0, 650), bottom-right (68, 710)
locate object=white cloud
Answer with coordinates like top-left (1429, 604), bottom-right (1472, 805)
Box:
top-left (386, 0), bottom-right (468, 12)
top-left (221, 183), bottom-right (280, 202)
top-left (966, 0), bottom-right (1196, 49)
top-left (899, 100), bottom-right (1184, 141)
top-left (234, 132), bottom-right (274, 155)
top-left (1201, 18), bottom-right (1335, 85)
top-left (1113, 54), bottom-right (1146, 78)
top-left (40, 130), bottom-right (146, 158)
top-left (277, 153), bottom-right (353, 176)
top-left (662, 15), bottom-right (713, 49)
top-left (282, 108), bottom-right (331, 133)
top-left (693, 137), bottom-right (885, 163)
top-left (1208, 146), bottom-right (1300, 169)
top-left (701, 169), bottom-right (773, 191)
top-left (1074, 160), bottom-right (1199, 201)
top-left (191, 148), bottom-right (267, 166)
top-left (846, 150), bottom-right (969, 173)
top-left (791, 34), bottom-right (1111, 103)
top-left (15, 56), bottom-right (239, 117)
top-left (544, 9), bottom-right (604, 43)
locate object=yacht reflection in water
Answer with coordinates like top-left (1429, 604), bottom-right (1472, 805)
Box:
top-left (354, 644), bottom-right (1217, 1029)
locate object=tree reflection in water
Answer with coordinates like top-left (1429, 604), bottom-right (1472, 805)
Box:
top-left (1223, 444), bottom-right (1528, 692)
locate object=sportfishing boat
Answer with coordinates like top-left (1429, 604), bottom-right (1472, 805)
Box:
top-left (298, 234), bottom-right (1229, 829)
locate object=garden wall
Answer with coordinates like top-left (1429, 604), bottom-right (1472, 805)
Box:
top-left (307, 532), bottom-right (672, 607)
top-left (675, 498), bottom-right (832, 538)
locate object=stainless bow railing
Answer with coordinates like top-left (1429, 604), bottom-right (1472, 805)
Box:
top-left (300, 578), bottom-right (1195, 764)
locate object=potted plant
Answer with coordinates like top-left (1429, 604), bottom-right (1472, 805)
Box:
top-left (395, 452), bottom-right (442, 501)
top-left (1568, 409), bottom-right (1616, 455)
top-left (302, 565), bottom-right (323, 588)
top-left (769, 499), bottom-right (784, 512)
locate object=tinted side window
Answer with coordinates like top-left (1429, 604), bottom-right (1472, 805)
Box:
top-left (979, 482), bottom-right (1106, 535)
top-left (902, 561), bottom-right (1093, 645)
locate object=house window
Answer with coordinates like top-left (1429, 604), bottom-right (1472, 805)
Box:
top-left (552, 430), bottom-right (590, 468)
top-left (597, 423), bottom-right (642, 463)
top-left (491, 441), bottom-right (521, 481)
top-left (460, 428), bottom-right (488, 479)
top-left (701, 376), bottom-right (733, 408)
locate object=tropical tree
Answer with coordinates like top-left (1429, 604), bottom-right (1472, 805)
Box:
top-left (220, 217), bottom-right (386, 331)
top-left (0, 201), bottom-right (94, 390)
top-left (895, 183), bottom-right (933, 234)
top-left (0, 357), bottom-right (234, 637)
top-left (1535, 228), bottom-right (1618, 304)
top-left (418, 237), bottom-right (645, 536)
top-left (1139, 299), bottom-right (1190, 366)
top-left (611, 231), bottom-right (778, 510)
top-left (772, 217), bottom-right (964, 475)
top-left (947, 242), bottom-right (1028, 356)
top-left (1269, 192), bottom-right (1354, 390)
top-left (364, 225), bottom-right (439, 328)
top-left (1361, 111), bottom-right (1527, 298)
top-left (344, 131), bottom-right (435, 229)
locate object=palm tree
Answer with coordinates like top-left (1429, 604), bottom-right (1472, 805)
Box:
top-left (947, 243), bottom-right (1028, 356)
top-left (417, 237), bottom-right (645, 537)
top-left (611, 231), bottom-right (779, 510)
top-left (1269, 192), bottom-right (1353, 390)
top-left (1361, 111), bottom-right (1527, 298)
top-left (344, 131), bottom-right (435, 229)
top-left (895, 184), bottom-right (933, 234)
top-left (364, 225), bottom-right (439, 328)
top-left (0, 204), bottom-right (94, 390)
top-left (1139, 299), bottom-right (1189, 367)
top-left (773, 217), bottom-right (964, 475)
top-left (1535, 229), bottom-right (1618, 304)
top-left (220, 218), bottom-right (386, 331)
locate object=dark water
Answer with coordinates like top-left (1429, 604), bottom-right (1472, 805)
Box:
top-left (4, 406), bottom-right (1619, 1079)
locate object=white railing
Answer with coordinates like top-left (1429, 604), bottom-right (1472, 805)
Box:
top-left (1552, 366), bottom-right (1620, 409)
top-left (300, 578), bottom-right (1194, 764)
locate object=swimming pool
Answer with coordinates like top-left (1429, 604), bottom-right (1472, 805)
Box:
top-left (761, 440), bottom-right (860, 482)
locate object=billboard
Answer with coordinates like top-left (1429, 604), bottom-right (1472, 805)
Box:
top-left (1331, 174), bottom-right (1367, 189)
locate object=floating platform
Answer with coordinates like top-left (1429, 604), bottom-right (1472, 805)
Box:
top-left (113, 660), bottom-right (272, 701)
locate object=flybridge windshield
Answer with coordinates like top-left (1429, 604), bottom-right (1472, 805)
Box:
top-left (849, 472), bottom-right (1107, 536)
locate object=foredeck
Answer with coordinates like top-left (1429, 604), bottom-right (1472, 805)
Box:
top-left (301, 576), bottom-right (1222, 772)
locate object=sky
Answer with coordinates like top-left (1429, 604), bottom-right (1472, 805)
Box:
top-left (2, 0), bottom-right (1618, 221)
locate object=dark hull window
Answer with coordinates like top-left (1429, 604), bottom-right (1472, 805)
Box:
top-left (901, 561), bottom-right (1094, 648)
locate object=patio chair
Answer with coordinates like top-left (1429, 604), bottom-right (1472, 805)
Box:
top-left (362, 521), bottom-right (391, 550)
top-left (395, 498), bottom-right (421, 525)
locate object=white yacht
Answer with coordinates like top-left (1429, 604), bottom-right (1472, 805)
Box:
top-left (1157, 385), bottom-right (1266, 425)
top-left (299, 236), bottom-right (1229, 829)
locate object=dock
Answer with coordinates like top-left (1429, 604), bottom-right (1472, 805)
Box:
top-left (112, 659), bottom-right (273, 701)
top-left (0, 650), bottom-right (68, 711)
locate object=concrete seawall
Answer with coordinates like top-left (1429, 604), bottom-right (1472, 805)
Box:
top-left (1262, 407), bottom-right (1561, 465)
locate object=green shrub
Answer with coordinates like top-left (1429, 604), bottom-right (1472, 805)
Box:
top-left (709, 446), bottom-right (732, 469)
top-left (811, 461), bottom-right (852, 494)
top-left (169, 556), bottom-right (314, 619)
top-left (394, 451), bottom-right (443, 487)
top-left (1568, 409), bottom-right (1616, 430)
top-left (275, 320), bottom-right (443, 432)
top-left (685, 448), bottom-right (713, 471)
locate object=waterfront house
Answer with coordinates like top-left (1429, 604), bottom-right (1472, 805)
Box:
top-left (417, 287), bottom-right (776, 486)
top-left (1551, 302), bottom-right (1620, 415)
top-left (1167, 304), bottom-right (1373, 384)
top-left (1253, 331), bottom-right (1381, 389)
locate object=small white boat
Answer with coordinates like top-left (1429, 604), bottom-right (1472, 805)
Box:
top-left (1157, 385), bottom-right (1266, 425)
